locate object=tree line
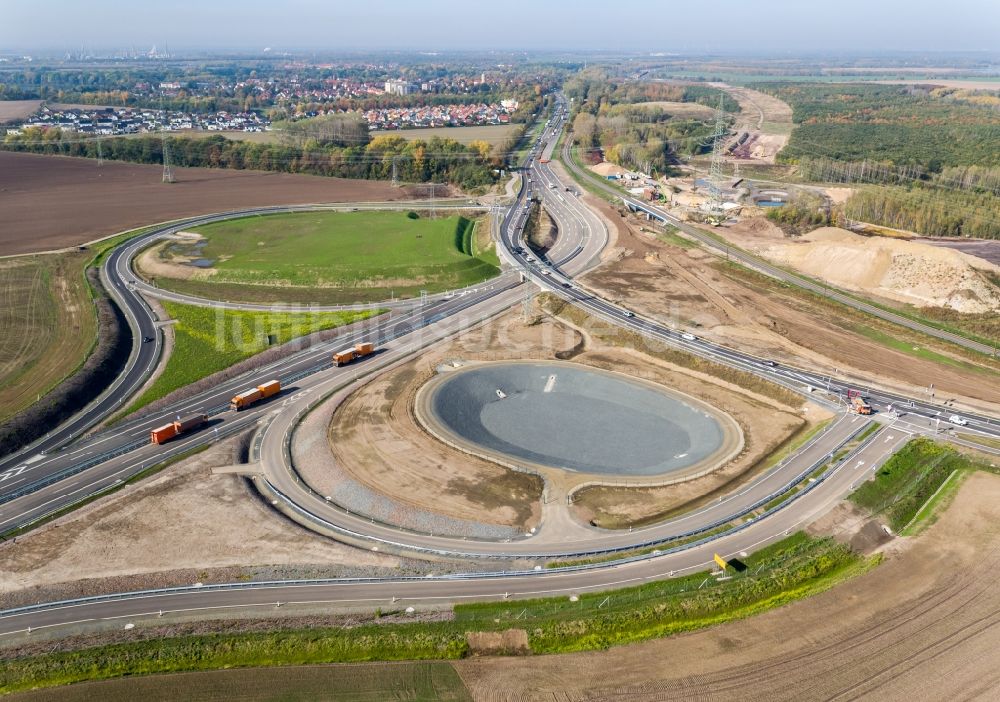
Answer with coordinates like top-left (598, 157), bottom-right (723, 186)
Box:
top-left (2, 128), bottom-right (498, 190)
top-left (843, 186), bottom-right (1000, 240)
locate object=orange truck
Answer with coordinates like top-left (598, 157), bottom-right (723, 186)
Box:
top-left (847, 389), bottom-right (872, 415)
top-left (230, 379), bottom-right (281, 411)
top-left (150, 413), bottom-right (207, 445)
top-left (333, 342), bottom-right (375, 367)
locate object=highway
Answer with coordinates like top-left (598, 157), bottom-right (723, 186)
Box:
top-left (558, 124), bottom-right (999, 357)
top-left (2, 95), bottom-right (999, 638)
top-left (0, 201), bottom-right (499, 478)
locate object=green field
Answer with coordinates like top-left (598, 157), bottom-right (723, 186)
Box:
top-left (148, 211), bottom-right (500, 304)
top-left (4, 662), bottom-right (472, 702)
top-left (126, 301), bottom-right (381, 413)
top-left (0, 533), bottom-right (869, 694)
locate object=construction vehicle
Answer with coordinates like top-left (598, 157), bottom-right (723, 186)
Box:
top-left (333, 342), bottom-right (375, 367)
top-left (230, 379), bottom-right (281, 411)
top-left (150, 413), bottom-right (207, 445)
top-left (847, 389), bottom-right (872, 415)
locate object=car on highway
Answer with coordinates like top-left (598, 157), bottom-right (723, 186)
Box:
top-left (623, 311), bottom-right (634, 318)
top-left (681, 333), bottom-right (697, 341)
top-left (541, 270), bottom-right (551, 276)
top-left (949, 415), bottom-right (969, 426)
top-left (142, 336), bottom-right (154, 343)
top-left (765, 360), bottom-right (778, 367)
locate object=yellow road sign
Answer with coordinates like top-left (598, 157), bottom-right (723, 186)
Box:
top-left (713, 553), bottom-right (728, 570)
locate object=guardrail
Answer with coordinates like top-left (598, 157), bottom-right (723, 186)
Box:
top-left (260, 415), bottom-right (876, 560)
top-left (1, 421), bottom-right (882, 623)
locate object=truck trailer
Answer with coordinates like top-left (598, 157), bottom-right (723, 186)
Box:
top-left (333, 342), bottom-right (375, 367)
top-left (230, 379), bottom-right (282, 411)
top-left (847, 389), bottom-right (872, 415)
top-left (150, 413), bottom-right (208, 445)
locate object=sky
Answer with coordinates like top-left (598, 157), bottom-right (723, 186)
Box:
top-left (2, 0), bottom-right (998, 54)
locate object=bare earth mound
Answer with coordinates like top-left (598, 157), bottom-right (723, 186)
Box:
top-left (763, 226), bottom-right (1000, 313)
top-left (0, 152), bottom-right (428, 256)
top-left (456, 470), bottom-right (1000, 701)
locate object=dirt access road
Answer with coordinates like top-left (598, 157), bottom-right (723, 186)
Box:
top-left (456, 469), bottom-right (1000, 701)
top-left (717, 84), bottom-right (794, 163)
top-left (0, 152), bottom-right (435, 256)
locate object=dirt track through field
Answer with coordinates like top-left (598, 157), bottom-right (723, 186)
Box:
top-left (456, 470), bottom-right (1000, 701)
top-left (0, 152), bottom-right (426, 256)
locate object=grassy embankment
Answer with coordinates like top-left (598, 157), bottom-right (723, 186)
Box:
top-left (125, 302), bottom-right (381, 414)
top-left (145, 210), bottom-right (499, 305)
top-left (0, 224), bottom-right (165, 425)
top-left (0, 532), bottom-right (872, 694)
top-left (850, 437), bottom-right (997, 535)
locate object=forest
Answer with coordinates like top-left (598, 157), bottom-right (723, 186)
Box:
top-left (564, 70), bottom-right (734, 174)
top-left (1, 128), bottom-right (499, 190)
top-left (843, 186), bottom-right (1000, 240)
top-left (754, 82), bottom-right (1000, 239)
top-left (757, 82), bottom-right (1000, 171)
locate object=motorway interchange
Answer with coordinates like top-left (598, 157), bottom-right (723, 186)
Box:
top-left (1, 95), bottom-right (999, 637)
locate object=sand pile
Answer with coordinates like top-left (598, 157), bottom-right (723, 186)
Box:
top-left (763, 227), bottom-right (1000, 313)
top-left (589, 162), bottom-right (627, 178)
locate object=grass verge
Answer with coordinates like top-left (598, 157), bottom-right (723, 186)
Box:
top-left (125, 302), bottom-right (381, 414)
top-left (0, 223), bottom-right (166, 426)
top-left (957, 433), bottom-right (1000, 451)
top-left (0, 533), bottom-right (872, 694)
top-left (849, 437), bottom-right (996, 532)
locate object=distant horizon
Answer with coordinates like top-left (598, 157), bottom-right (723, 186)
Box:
top-left (2, 0), bottom-right (998, 55)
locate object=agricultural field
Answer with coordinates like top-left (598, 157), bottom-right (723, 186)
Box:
top-left (4, 662), bottom-right (472, 702)
top-left (0, 252), bottom-right (96, 424)
top-left (127, 302), bottom-right (380, 413)
top-left (0, 99), bottom-right (42, 124)
top-left (141, 210), bottom-right (500, 304)
top-left (370, 123), bottom-right (519, 146)
top-left (0, 151), bottom-right (414, 256)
